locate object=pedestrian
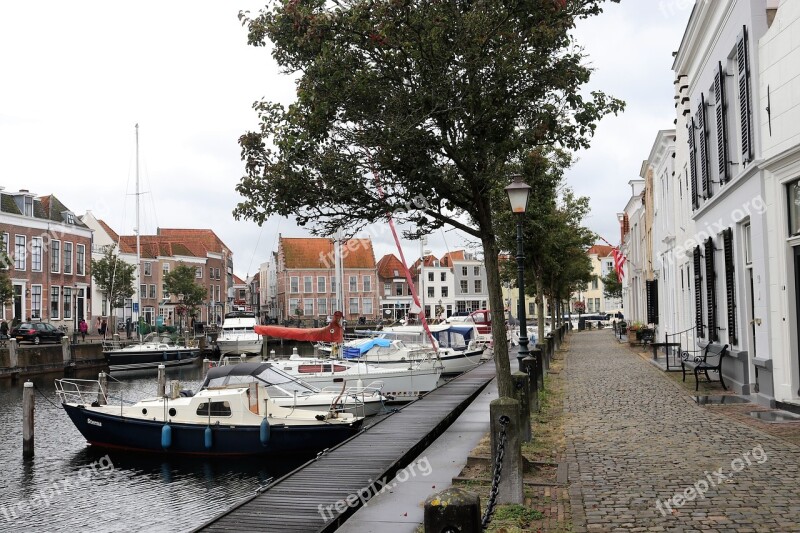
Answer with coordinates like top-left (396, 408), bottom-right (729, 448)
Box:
top-left (99, 319), bottom-right (107, 338)
top-left (78, 318), bottom-right (88, 341)
top-left (0, 320), bottom-right (8, 339)
top-left (95, 316), bottom-right (101, 334)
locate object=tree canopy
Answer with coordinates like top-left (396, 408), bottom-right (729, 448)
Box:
top-left (0, 236), bottom-right (12, 309)
top-left (163, 264), bottom-right (208, 314)
top-left (601, 269), bottom-right (622, 300)
top-left (91, 246), bottom-right (135, 312)
top-left (235, 0), bottom-right (623, 397)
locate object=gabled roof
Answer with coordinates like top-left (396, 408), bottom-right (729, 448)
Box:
top-left (232, 274), bottom-right (245, 285)
top-left (280, 237), bottom-right (376, 269)
top-left (157, 228), bottom-right (228, 254)
top-left (377, 253), bottom-right (407, 279)
top-left (410, 254), bottom-right (439, 275)
top-left (0, 192), bottom-right (88, 228)
top-left (440, 250), bottom-right (466, 267)
top-left (587, 244), bottom-right (614, 258)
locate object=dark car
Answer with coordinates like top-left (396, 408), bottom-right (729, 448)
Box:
top-left (11, 322), bottom-right (66, 344)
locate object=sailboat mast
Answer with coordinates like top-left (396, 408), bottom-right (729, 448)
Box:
top-left (135, 124), bottom-right (141, 334)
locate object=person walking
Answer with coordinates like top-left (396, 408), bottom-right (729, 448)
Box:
top-left (99, 319), bottom-right (107, 338)
top-left (78, 318), bottom-right (88, 341)
top-left (0, 320), bottom-right (8, 339)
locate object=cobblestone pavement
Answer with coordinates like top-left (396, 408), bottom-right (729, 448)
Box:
top-left (565, 330), bottom-right (800, 532)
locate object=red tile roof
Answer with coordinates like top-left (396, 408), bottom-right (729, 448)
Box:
top-left (377, 254), bottom-right (407, 279)
top-left (587, 244), bottom-right (614, 258)
top-left (232, 274), bottom-right (245, 284)
top-left (280, 237), bottom-right (376, 269)
top-left (440, 250), bottom-right (466, 267)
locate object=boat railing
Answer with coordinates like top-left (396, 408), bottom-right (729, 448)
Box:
top-left (320, 382), bottom-right (385, 418)
top-left (55, 378), bottom-right (106, 405)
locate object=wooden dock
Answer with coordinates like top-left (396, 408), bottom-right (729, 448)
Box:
top-left (195, 361), bottom-right (496, 533)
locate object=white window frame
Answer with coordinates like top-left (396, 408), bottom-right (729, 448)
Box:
top-left (290, 276), bottom-right (299, 293)
top-left (304, 276), bottom-right (313, 293)
top-left (303, 298), bottom-right (314, 316)
top-left (349, 275), bottom-right (358, 292)
top-left (50, 286), bottom-right (60, 319)
top-left (196, 266), bottom-right (203, 279)
top-left (51, 239), bottom-right (61, 273)
top-left (76, 244), bottom-right (85, 276)
top-left (362, 298), bottom-right (373, 315)
top-left (31, 285), bottom-right (42, 319)
top-left (317, 276), bottom-right (327, 293)
top-left (144, 262), bottom-right (152, 276)
top-left (63, 241), bottom-right (73, 274)
top-left (362, 275), bottom-right (371, 292)
top-left (349, 297), bottom-right (359, 315)
top-left (31, 237), bottom-right (42, 272)
top-left (317, 298), bottom-right (328, 315)
top-left (14, 235), bottom-right (26, 270)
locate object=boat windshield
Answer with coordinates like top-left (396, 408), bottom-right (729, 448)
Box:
top-left (142, 333), bottom-right (175, 344)
top-left (202, 362), bottom-right (318, 397)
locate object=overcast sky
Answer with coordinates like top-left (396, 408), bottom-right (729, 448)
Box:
top-left (0, 1), bottom-right (692, 280)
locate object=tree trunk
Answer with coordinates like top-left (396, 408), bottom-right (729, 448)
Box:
top-left (536, 274), bottom-right (546, 344)
top-left (481, 234), bottom-right (513, 399)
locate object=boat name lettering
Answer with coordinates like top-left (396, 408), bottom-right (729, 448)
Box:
top-left (87, 418), bottom-right (103, 427)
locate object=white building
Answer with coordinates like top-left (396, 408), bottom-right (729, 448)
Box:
top-left (620, 179), bottom-right (646, 324)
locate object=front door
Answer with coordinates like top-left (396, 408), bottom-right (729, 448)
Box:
top-left (13, 285), bottom-right (23, 320)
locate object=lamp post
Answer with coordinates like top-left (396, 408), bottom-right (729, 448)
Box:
top-left (505, 175), bottom-right (532, 370)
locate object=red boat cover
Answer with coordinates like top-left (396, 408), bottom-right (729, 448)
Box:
top-left (254, 311), bottom-right (344, 343)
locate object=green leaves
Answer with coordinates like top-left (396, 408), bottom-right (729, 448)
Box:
top-left (163, 265), bottom-right (208, 311)
top-left (91, 246), bottom-right (136, 309)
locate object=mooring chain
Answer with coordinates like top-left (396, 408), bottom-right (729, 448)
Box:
top-left (481, 414), bottom-right (510, 529)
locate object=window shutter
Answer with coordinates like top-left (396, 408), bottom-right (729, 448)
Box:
top-left (689, 118), bottom-right (699, 209)
top-left (704, 237), bottom-right (718, 342)
top-left (698, 95), bottom-right (711, 198)
top-left (737, 26), bottom-right (752, 161)
top-left (723, 228), bottom-right (737, 345)
top-left (715, 62), bottom-right (729, 183)
top-left (694, 246), bottom-right (704, 338)
top-left (646, 279), bottom-right (659, 325)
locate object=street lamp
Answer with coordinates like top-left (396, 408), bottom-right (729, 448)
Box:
top-left (505, 175), bottom-right (532, 369)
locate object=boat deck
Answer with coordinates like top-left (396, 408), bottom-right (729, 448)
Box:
top-left (194, 361), bottom-right (496, 533)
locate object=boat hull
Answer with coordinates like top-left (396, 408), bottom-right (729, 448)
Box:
top-left (62, 404), bottom-right (362, 456)
top-left (215, 338), bottom-right (263, 356)
top-left (105, 349), bottom-right (200, 372)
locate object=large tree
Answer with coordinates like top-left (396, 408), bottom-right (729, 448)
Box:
top-left (235, 0), bottom-right (623, 397)
top-left (91, 246), bottom-right (136, 327)
top-left (163, 264), bottom-right (209, 330)
top-left (601, 269), bottom-right (622, 300)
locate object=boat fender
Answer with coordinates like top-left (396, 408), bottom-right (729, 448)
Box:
top-left (259, 418), bottom-right (270, 446)
top-left (204, 426), bottom-right (213, 450)
top-left (315, 414), bottom-right (325, 421)
top-left (161, 423), bottom-right (172, 450)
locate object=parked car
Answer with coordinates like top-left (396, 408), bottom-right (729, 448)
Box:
top-left (11, 322), bottom-right (66, 344)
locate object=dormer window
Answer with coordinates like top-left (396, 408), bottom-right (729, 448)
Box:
top-left (24, 196), bottom-right (33, 217)
top-left (63, 212), bottom-right (74, 224)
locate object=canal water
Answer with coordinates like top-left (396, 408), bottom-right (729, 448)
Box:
top-left (0, 345), bottom-right (321, 532)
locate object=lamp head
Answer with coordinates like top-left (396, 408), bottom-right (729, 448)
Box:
top-left (505, 174), bottom-right (532, 214)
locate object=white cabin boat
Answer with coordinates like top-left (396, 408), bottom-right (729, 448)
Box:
top-left (215, 312), bottom-right (263, 356)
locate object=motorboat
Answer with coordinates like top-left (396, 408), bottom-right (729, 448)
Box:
top-left (215, 311), bottom-right (263, 356)
top-left (206, 362), bottom-right (386, 417)
top-left (103, 333), bottom-right (200, 372)
top-left (376, 324), bottom-right (486, 374)
top-left (55, 363), bottom-right (364, 456)
top-left (273, 353), bottom-right (442, 402)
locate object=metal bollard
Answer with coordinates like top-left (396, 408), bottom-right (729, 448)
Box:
top-left (534, 345), bottom-right (546, 390)
top-left (512, 372), bottom-right (532, 442)
top-left (489, 398), bottom-right (523, 504)
top-left (23, 381), bottom-right (34, 457)
top-left (97, 371), bottom-right (108, 406)
top-left (202, 359), bottom-right (210, 380)
top-left (157, 365), bottom-right (166, 397)
top-left (424, 487), bottom-right (481, 533)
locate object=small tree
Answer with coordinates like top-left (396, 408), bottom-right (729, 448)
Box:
top-left (91, 246), bottom-right (136, 328)
top-left (164, 264), bottom-right (208, 332)
top-left (601, 270), bottom-right (622, 300)
top-left (0, 235), bottom-right (13, 311)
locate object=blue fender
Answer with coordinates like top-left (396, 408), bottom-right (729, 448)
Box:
top-left (161, 423), bottom-right (172, 449)
top-left (204, 426), bottom-right (213, 449)
top-left (259, 418), bottom-right (270, 446)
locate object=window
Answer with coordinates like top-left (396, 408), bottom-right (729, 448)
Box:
top-left (349, 275), bottom-right (358, 292)
top-left (31, 285), bottom-right (42, 319)
top-left (196, 401), bottom-right (232, 417)
top-left (216, 268), bottom-right (221, 280)
top-left (331, 276), bottom-right (337, 294)
top-left (693, 247), bottom-right (704, 338)
top-left (460, 280), bottom-right (468, 293)
top-left (24, 196), bottom-right (33, 217)
top-left (384, 282), bottom-right (391, 296)
top-left (427, 286), bottom-right (434, 298)
top-left (76, 244), bottom-right (85, 275)
top-left (290, 276), bottom-right (299, 293)
top-left (149, 284), bottom-right (157, 299)
top-left (303, 298), bottom-right (314, 316)
top-left (63, 287), bottom-right (73, 320)
top-left (788, 179), bottom-right (800, 236)
top-left (715, 61), bottom-right (730, 184)
top-left (63, 242), bottom-right (73, 274)
top-left (393, 269), bottom-right (399, 277)
top-left (65, 212), bottom-right (74, 224)
top-left (51, 240), bottom-right (61, 273)
top-left (163, 262), bottom-right (170, 276)
top-left (744, 223), bottom-right (752, 265)
top-left (349, 297), bottom-right (359, 315)
top-left (140, 284), bottom-right (147, 298)
top-left (697, 94), bottom-right (711, 199)
top-left (592, 278), bottom-right (598, 290)
top-left (595, 298), bottom-right (601, 313)
top-left (395, 283), bottom-right (404, 296)
top-left (1, 232), bottom-right (8, 269)
top-left (441, 272), bottom-right (446, 282)
top-left (737, 27), bottom-right (753, 162)
top-left (461, 266), bottom-right (468, 276)
top-left (704, 237), bottom-right (718, 342)
top-left (50, 287), bottom-right (60, 319)
top-left (304, 276), bottom-right (313, 293)
top-left (31, 237), bottom-right (42, 272)
top-left (428, 272), bottom-right (434, 282)
top-left (474, 280), bottom-right (482, 293)
top-left (441, 286), bottom-right (448, 298)
top-left (723, 228), bottom-right (737, 345)
top-left (689, 117), bottom-right (699, 210)
top-left (362, 275), bottom-right (371, 292)
top-left (473, 266), bottom-right (480, 276)
top-left (215, 285), bottom-right (221, 302)
top-left (317, 276), bottom-right (327, 293)
top-left (14, 235), bottom-right (25, 270)
top-left (362, 298), bottom-right (373, 315)
top-left (318, 298), bottom-right (328, 315)
top-left (588, 299), bottom-right (594, 312)
top-left (289, 298), bottom-right (300, 314)
top-left (457, 301), bottom-right (467, 313)
top-left (529, 302), bottom-right (535, 315)
top-left (196, 266), bottom-right (203, 278)
top-left (144, 262), bottom-right (152, 276)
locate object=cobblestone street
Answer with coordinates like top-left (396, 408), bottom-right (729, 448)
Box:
top-left (565, 330), bottom-right (800, 532)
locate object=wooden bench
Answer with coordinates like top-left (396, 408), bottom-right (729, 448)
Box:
top-left (681, 343), bottom-right (730, 391)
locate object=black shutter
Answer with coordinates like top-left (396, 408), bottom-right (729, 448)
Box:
top-left (689, 118), bottom-right (699, 209)
top-left (723, 228), bottom-right (737, 345)
top-left (705, 237), bottom-right (718, 342)
top-left (698, 95), bottom-right (711, 198)
top-left (694, 246), bottom-right (704, 338)
top-left (737, 26), bottom-right (752, 161)
top-left (715, 62), bottom-right (729, 183)
top-left (646, 279), bottom-right (659, 325)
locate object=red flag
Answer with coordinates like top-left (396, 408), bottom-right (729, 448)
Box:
top-left (612, 248), bottom-right (627, 283)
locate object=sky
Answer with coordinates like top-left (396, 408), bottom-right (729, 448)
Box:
top-left (0, 1), bottom-right (693, 280)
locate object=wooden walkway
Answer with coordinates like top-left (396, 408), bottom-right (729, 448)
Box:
top-left (195, 361), bottom-right (496, 533)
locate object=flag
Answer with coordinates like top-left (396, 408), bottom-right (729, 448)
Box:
top-left (612, 247), bottom-right (627, 283)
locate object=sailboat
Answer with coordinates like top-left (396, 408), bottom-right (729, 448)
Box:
top-left (103, 125), bottom-right (200, 372)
